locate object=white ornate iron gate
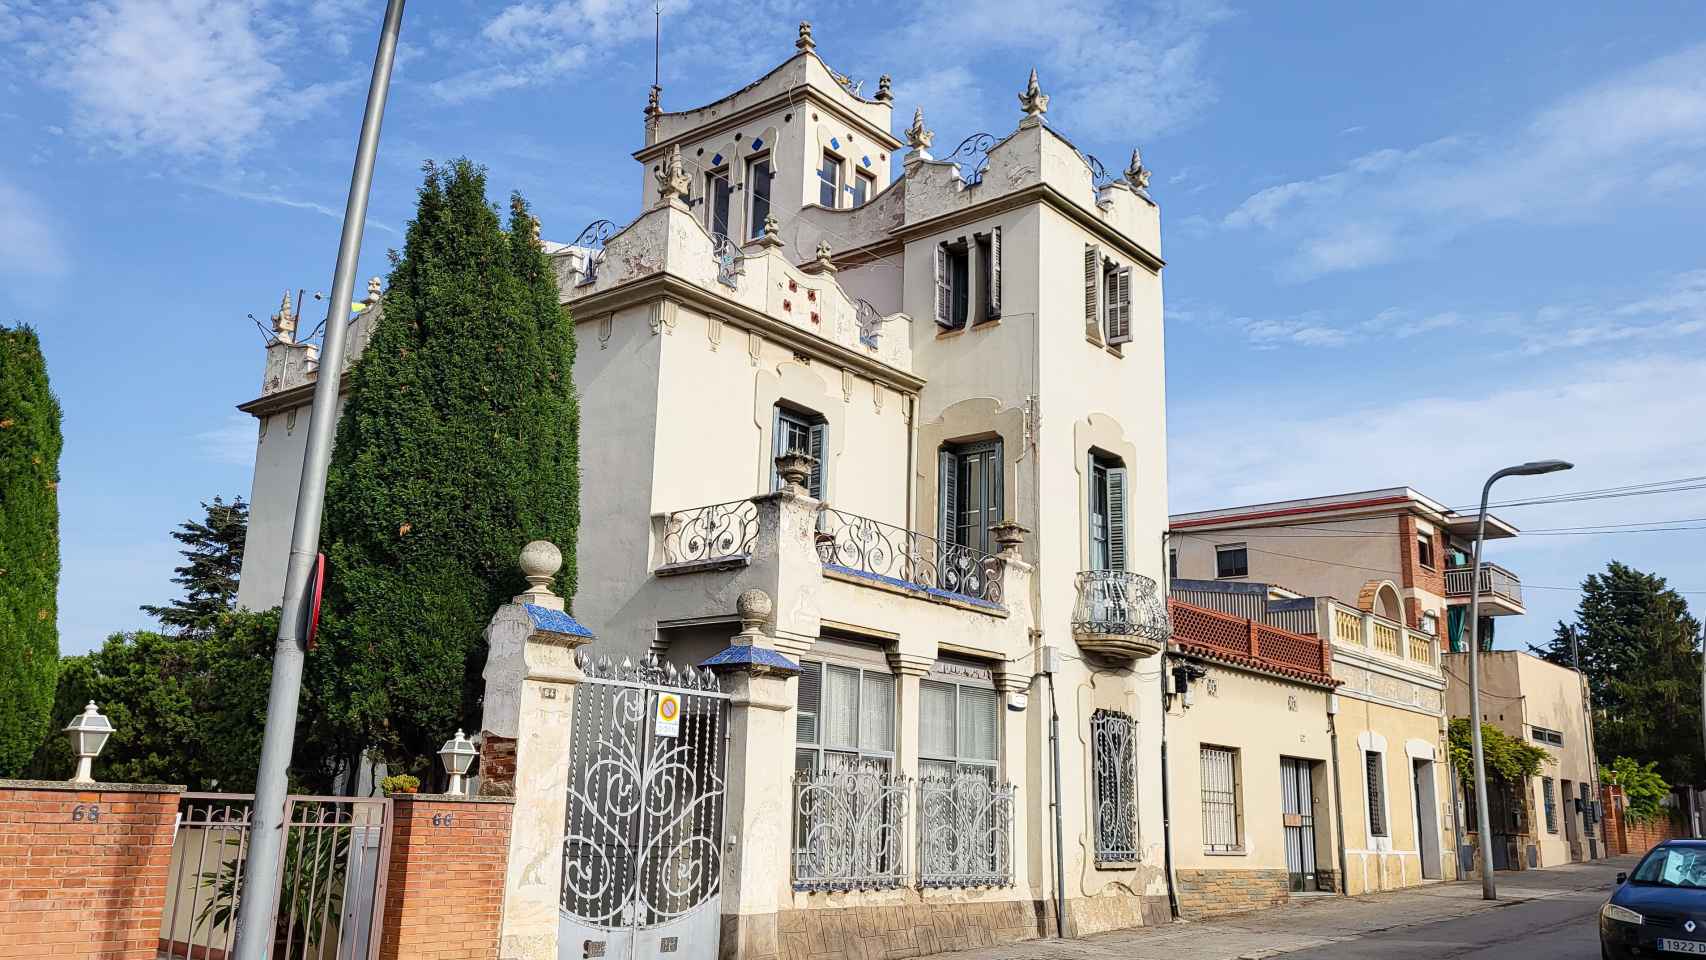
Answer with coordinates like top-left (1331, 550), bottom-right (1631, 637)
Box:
top-left (561, 651), bottom-right (728, 960)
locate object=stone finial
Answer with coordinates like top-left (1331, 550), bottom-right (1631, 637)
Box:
top-left (1125, 148), bottom-right (1152, 194)
top-left (1018, 68), bottom-right (1049, 120)
top-left (756, 213), bottom-right (784, 249)
top-left (990, 520), bottom-right (1031, 559)
top-left (814, 239), bottom-right (835, 273)
top-left (365, 276), bottom-right (383, 305)
top-left (796, 20), bottom-right (815, 52)
top-left (737, 588), bottom-right (773, 634)
top-left (645, 84), bottom-right (662, 120)
top-left (271, 290), bottom-right (297, 342)
top-left (905, 106), bottom-right (934, 157)
top-left (655, 143), bottom-right (690, 204)
top-left (773, 451), bottom-right (817, 496)
top-left (517, 540), bottom-right (562, 605)
top-left (875, 74), bottom-right (893, 103)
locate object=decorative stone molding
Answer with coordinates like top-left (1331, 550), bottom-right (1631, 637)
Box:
top-left (795, 20), bottom-right (815, 52)
top-left (875, 74), bottom-right (893, 103)
top-left (1018, 68), bottom-right (1049, 122)
top-left (654, 143), bottom-right (690, 205)
top-left (1124, 148), bottom-right (1152, 195)
top-left (886, 650), bottom-right (936, 678)
top-left (774, 452), bottom-right (817, 495)
top-left (990, 520), bottom-right (1030, 559)
top-left (905, 106), bottom-right (934, 160)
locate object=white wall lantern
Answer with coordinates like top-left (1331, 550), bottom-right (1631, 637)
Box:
top-left (65, 701), bottom-right (113, 783)
top-left (438, 729), bottom-right (477, 795)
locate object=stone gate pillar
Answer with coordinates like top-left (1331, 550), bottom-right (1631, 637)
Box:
top-left (701, 588), bottom-right (801, 960)
top-left (478, 541), bottom-right (595, 960)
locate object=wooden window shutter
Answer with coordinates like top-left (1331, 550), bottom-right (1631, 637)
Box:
top-left (796, 661), bottom-right (822, 744)
top-left (808, 421), bottom-right (826, 499)
top-left (1083, 244), bottom-right (1101, 336)
top-left (1108, 266), bottom-right (1134, 344)
top-left (935, 242), bottom-right (953, 328)
top-left (1106, 464), bottom-right (1127, 571)
top-left (937, 447), bottom-right (959, 544)
top-left (987, 227), bottom-right (1003, 320)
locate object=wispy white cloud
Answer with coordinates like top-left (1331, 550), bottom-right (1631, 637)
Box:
top-left (1220, 43), bottom-right (1706, 279)
top-left (0, 175), bottom-right (69, 278)
top-left (198, 180), bottom-right (401, 234)
top-left (195, 414), bottom-right (258, 466)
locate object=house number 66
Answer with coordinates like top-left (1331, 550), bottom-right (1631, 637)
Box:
top-left (432, 812), bottom-right (456, 828)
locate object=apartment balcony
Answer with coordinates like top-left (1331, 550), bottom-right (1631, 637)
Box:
top-left (1321, 597), bottom-right (1441, 675)
top-left (1071, 570), bottom-right (1172, 663)
top-left (1445, 562), bottom-right (1525, 616)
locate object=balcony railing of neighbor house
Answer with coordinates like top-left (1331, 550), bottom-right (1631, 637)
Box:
top-left (569, 218), bottom-right (618, 287)
top-left (656, 499), bottom-right (760, 570)
top-left (1445, 562), bottom-right (1523, 606)
top-left (916, 773), bottom-right (1015, 889)
top-left (792, 765), bottom-right (911, 891)
top-left (816, 507), bottom-right (1005, 607)
top-left (1168, 599), bottom-right (1333, 679)
top-left (1325, 600), bottom-right (1437, 669)
top-left (1072, 570), bottom-right (1172, 661)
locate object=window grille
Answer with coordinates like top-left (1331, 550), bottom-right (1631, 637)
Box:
top-left (1365, 752), bottom-right (1387, 837)
top-left (1091, 709), bottom-right (1139, 861)
top-left (917, 772), bottom-right (1014, 888)
top-left (1543, 776), bottom-right (1558, 833)
top-left (1200, 746), bottom-right (1241, 851)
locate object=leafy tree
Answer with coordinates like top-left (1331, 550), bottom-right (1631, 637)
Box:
top-left (1602, 756), bottom-right (1671, 825)
top-left (141, 496), bottom-right (248, 635)
top-left (27, 610), bottom-right (279, 789)
top-left (309, 159), bottom-right (578, 782)
top-left (1532, 561), bottom-right (1703, 785)
top-left (0, 324), bottom-right (62, 776)
top-left (1447, 717), bottom-right (1552, 783)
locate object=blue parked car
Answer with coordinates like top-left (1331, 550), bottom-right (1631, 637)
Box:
top-left (1603, 841), bottom-right (1706, 958)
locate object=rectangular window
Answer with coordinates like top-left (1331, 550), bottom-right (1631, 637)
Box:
top-left (1103, 260), bottom-right (1133, 345)
top-left (918, 675), bottom-right (999, 781)
top-left (794, 659), bottom-right (896, 775)
top-left (818, 151), bottom-right (842, 208)
top-left (705, 168), bottom-right (731, 238)
top-left (939, 440), bottom-right (1002, 554)
top-left (1543, 776), bottom-right (1559, 833)
top-left (1200, 746), bottom-right (1242, 852)
top-left (1168, 549), bottom-right (1178, 579)
top-left (1216, 543), bottom-right (1248, 579)
top-left (1091, 709), bottom-right (1139, 861)
top-left (852, 168), bottom-right (875, 207)
top-left (1365, 752), bottom-right (1387, 837)
top-left (1084, 244), bottom-right (1102, 339)
top-left (1417, 532), bottom-right (1435, 569)
top-left (773, 405), bottom-right (826, 499)
top-left (1088, 453), bottom-right (1127, 571)
top-left (934, 241), bottom-right (971, 330)
top-left (981, 227), bottom-right (1002, 321)
top-left (746, 155), bottom-right (773, 239)
top-left (1531, 726), bottom-right (1564, 747)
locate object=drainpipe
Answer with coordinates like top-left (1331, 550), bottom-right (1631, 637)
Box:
top-left (1047, 664), bottom-right (1067, 939)
top-left (1159, 661), bottom-right (1180, 919)
top-left (904, 393), bottom-right (918, 528)
top-left (1327, 695), bottom-right (1350, 897)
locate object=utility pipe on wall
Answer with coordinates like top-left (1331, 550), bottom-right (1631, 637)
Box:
top-left (1047, 663), bottom-right (1067, 939)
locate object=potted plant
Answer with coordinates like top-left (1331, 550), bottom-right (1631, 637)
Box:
top-left (381, 774), bottom-right (420, 796)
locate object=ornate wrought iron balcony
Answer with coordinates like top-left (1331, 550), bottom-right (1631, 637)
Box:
top-left (816, 507), bottom-right (1005, 608)
top-left (656, 499), bottom-right (759, 571)
top-left (1071, 570), bottom-right (1170, 662)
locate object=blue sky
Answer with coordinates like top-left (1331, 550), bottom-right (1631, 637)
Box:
top-left (4, 1), bottom-right (1704, 655)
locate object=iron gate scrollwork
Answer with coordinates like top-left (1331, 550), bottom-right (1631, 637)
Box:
top-left (562, 651), bottom-right (728, 960)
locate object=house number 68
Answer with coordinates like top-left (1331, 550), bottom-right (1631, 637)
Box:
top-left (71, 804), bottom-right (101, 822)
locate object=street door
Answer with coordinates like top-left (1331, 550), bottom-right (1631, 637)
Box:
top-left (1280, 757), bottom-right (1319, 892)
top-left (560, 652), bottom-right (729, 960)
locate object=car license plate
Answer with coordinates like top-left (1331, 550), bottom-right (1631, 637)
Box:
top-left (1659, 940), bottom-right (1706, 954)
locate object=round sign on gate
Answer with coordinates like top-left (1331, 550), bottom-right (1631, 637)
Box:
top-left (655, 692), bottom-right (682, 737)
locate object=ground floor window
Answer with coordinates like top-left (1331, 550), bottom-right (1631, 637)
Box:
top-left (1365, 751), bottom-right (1388, 837)
top-left (1543, 776), bottom-right (1558, 833)
top-left (1092, 709), bottom-right (1139, 861)
top-left (1200, 746), bottom-right (1242, 852)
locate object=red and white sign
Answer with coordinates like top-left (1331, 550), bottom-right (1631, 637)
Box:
top-left (655, 692), bottom-right (681, 737)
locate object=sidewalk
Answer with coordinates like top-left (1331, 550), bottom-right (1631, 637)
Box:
top-left (950, 857), bottom-right (1636, 960)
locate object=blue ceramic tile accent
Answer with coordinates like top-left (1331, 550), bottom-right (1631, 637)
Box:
top-left (700, 645), bottom-right (802, 673)
top-left (751, 137), bottom-right (764, 149)
top-left (524, 604), bottom-right (595, 638)
top-left (861, 156), bottom-right (871, 168)
top-left (821, 564), bottom-right (1004, 611)
top-left (830, 137), bottom-right (840, 150)
top-left (711, 153), bottom-right (723, 166)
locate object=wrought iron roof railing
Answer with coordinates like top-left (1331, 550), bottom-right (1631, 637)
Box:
top-left (944, 133), bottom-right (995, 186)
top-left (816, 507), bottom-right (1005, 607)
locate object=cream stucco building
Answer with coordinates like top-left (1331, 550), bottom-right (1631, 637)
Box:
top-left (236, 23), bottom-right (1176, 959)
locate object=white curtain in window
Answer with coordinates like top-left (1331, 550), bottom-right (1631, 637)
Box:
top-left (860, 673), bottom-right (896, 752)
top-left (958, 687), bottom-right (999, 762)
top-left (919, 681), bottom-right (956, 758)
top-left (824, 665), bottom-right (859, 750)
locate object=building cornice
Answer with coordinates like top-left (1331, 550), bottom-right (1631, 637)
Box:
top-left (829, 181), bottom-right (1165, 275)
top-left (1332, 644), bottom-right (1446, 692)
top-left (1170, 642), bottom-right (1339, 691)
top-left (237, 381), bottom-right (330, 418)
top-left (568, 271), bottom-right (928, 394)
top-left (635, 77), bottom-right (901, 165)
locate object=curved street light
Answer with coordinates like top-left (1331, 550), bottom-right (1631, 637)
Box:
top-left (1467, 459), bottom-right (1572, 901)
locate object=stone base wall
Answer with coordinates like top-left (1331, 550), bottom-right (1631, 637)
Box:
top-left (1175, 868), bottom-right (1290, 919)
top-left (1064, 892), bottom-right (1171, 938)
top-left (1314, 869), bottom-right (1337, 893)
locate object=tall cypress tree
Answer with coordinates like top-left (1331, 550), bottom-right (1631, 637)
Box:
top-left (308, 160), bottom-right (578, 780)
top-left (0, 324), bottom-right (63, 776)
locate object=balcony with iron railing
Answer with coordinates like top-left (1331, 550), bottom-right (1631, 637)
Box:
top-left (1072, 571), bottom-right (1173, 663)
top-left (1445, 561), bottom-right (1525, 614)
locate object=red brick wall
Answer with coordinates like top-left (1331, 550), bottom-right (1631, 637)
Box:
top-left (1397, 515), bottom-right (1446, 629)
top-left (379, 796), bottom-right (513, 960)
top-left (0, 781), bottom-right (180, 959)
top-left (1603, 784), bottom-right (1692, 856)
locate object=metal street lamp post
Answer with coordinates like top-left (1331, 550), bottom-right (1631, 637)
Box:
top-left (231, 3), bottom-right (406, 957)
top-left (1467, 459), bottom-right (1572, 900)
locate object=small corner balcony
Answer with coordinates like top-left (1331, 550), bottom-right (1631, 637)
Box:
top-left (1445, 561), bottom-right (1525, 616)
top-left (1071, 570), bottom-right (1171, 663)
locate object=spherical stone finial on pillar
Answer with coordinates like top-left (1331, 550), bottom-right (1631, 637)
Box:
top-left (737, 588), bottom-right (773, 636)
top-left (519, 540), bottom-right (562, 593)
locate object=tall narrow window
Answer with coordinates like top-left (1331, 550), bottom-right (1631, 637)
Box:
top-left (852, 168), bottom-right (876, 207)
top-left (818, 151), bottom-right (842, 207)
top-left (934, 241), bottom-right (970, 329)
top-left (1365, 752), bottom-right (1388, 837)
top-left (705, 167), bottom-right (731, 238)
top-left (1168, 549), bottom-right (1178, 579)
top-left (1200, 746), bottom-right (1242, 852)
top-left (1416, 531), bottom-right (1436, 569)
top-left (1543, 776), bottom-right (1558, 833)
top-left (1092, 709), bottom-right (1139, 862)
top-left (939, 440), bottom-right (1002, 554)
top-left (1088, 453), bottom-right (1128, 571)
top-left (773, 405), bottom-right (826, 499)
top-left (746, 154), bottom-right (773, 239)
top-left (1084, 244), bottom-right (1102, 339)
top-left (1104, 261), bottom-right (1133, 344)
